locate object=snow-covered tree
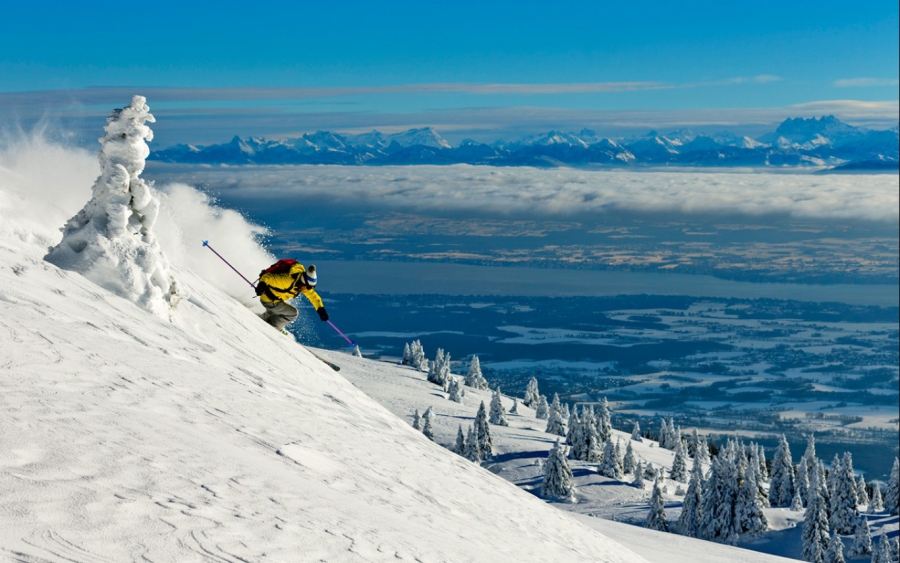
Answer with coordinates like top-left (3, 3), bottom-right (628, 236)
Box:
top-left (427, 349), bottom-right (451, 387)
top-left (756, 443), bottom-right (768, 481)
top-left (623, 441), bottom-right (636, 475)
top-left (565, 410), bottom-right (579, 447)
top-left (803, 468), bottom-right (831, 563)
top-left (848, 516), bottom-right (872, 558)
top-left (824, 531), bottom-right (845, 563)
top-left (633, 461), bottom-right (646, 489)
top-left (598, 439), bottom-right (622, 479)
top-left (534, 395), bottom-right (549, 420)
top-left (645, 478), bottom-right (669, 532)
top-left (523, 377), bottom-right (540, 407)
top-left (542, 440), bottom-right (576, 501)
top-left (803, 435), bottom-right (818, 475)
top-left (489, 388), bottom-right (508, 426)
top-left (352, 344), bottom-right (362, 357)
top-left (885, 457), bottom-right (900, 515)
top-left (596, 397), bottom-right (612, 442)
top-left (447, 377), bottom-right (465, 403)
top-left (545, 394), bottom-right (566, 436)
top-left (464, 355), bottom-right (488, 389)
top-left (872, 532), bottom-right (892, 563)
top-left (46, 96), bottom-right (183, 319)
top-left (658, 417), bottom-right (669, 449)
top-left (698, 437), bottom-right (711, 464)
top-left (631, 421), bottom-right (643, 442)
top-left (736, 462), bottom-right (768, 537)
top-left (670, 441), bottom-right (688, 482)
top-left (510, 398), bottom-right (518, 414)
top-left (422, 407), bottom-right (435, 441)
top-left (401, 343), bottom-right (412, 365)
top-left (679, 455), bottom-right (704, 537)
top-left (561, 402), bottom-right (570, 420)
top-left (412, 409), bottom-right (421, 430)
top-left (791, 489), bottom-right (804, 511)
top-left (699, 452), bottom-right (739, 544)
top-left (573, 406), bottom-right (602, 462)
top-left (830, 452), bottom-right (859, 534)
top-left (796, 458), bottom-right (811, 507)
top-left (869, 484), bottom-right (884, 513)
top-left (453, 425), bottom-right (466, 455)
top-left (770, 434), bottom-right (795, 507)
top-left (750, 445), bottom-right (769, 507)
top-left (474, 401), bottom-right (493, 458)
top-left (464, 425), bottom-right (480, 462)
top-left (408, 340), bottom-right (428, 371)
top-left (856, 475), bottom-right (869, 506)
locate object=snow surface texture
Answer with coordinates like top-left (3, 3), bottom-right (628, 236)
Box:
top-left (44, 96), bottom-right (183, 319)
top-left (1, 129), bottom-right (651, 561)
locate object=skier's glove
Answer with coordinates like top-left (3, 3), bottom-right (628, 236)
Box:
top-left (317, 307), bottom-right (329, 321)
top-left (255, 281), bottom-right (267, 297)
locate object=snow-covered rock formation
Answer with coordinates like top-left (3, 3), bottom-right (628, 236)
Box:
top-left (45, 96), bottom-right (182, 319)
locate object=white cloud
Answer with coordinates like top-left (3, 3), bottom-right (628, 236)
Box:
top-left (176, 165), bottom-right (899, 223)
top-left (834, 78), bottom-right (900, 88)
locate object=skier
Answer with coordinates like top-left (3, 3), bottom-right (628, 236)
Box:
top-left (256, 261), bottom-right (328, 331)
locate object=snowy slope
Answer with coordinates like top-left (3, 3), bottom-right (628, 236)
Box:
top-left (0, 139), bottom-right (651, 561)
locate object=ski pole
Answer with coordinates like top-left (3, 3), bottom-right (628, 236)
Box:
top-left (202, 240), bottom-right (256, 289)
top-left (327, 320), bottom-right (356, 347)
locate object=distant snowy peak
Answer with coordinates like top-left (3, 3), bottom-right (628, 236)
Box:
top-left (758, 115), bottom-right (862, 146)
top-left (519, 130), bottom-right (590, 148)
top-left (387, 127), bottom-right (451, 149)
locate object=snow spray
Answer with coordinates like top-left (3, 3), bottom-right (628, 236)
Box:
top-left (202, 240), bottom-right (356, 346)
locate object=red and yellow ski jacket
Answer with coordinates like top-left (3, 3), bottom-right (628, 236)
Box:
top-left (258, 263), bottom-right (324, 309)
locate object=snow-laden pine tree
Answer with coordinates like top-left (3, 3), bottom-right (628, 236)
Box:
top-left (698, 437), bottom-right (711, 464)
top-left (401, 342), bottom-right (412, 365)
top-left (464, 425), bottom-right (480, 462)
top-left (791, 489), bottom-right (805, 511)
top-left (561, 402), bottom-right (570, 420)
top-left (658, 417), bottom-right (669, 449)
top-left (422, 407), bottom-right (435, 441)
top-left (848, 516), bottom-right (872, 558)
top-left (824, 531), bottom-right (845, 563)
top-left (534, 395), bottom-right (549, 420)
top-left (542, 440), bottom-right (576, 502)
top-left (447, 377), bottom-right (465, 403)
top-left (796, 458), bottom-right (811, 507)
top-left (474, 401), bottom-right (493, 458)
top-left (698, 450), bottom-right (739, 544)
top-left (409, 340), bottom-right (428, 371)
top-left (596, 397), bottom-right (612, 442)
top-left (803, 435), bottom-right (818, 475)
top-left (670, 441), bottom-right (688, 482)
top-left (885, 457), bottom-right (900, 515)
top-left (412, 409), bottom-right (421, 430)
top-left (545, 394), bottom-right (566, 436)
top-left (45, 96), bottom-right (183, 319)
top-left (631, 421), bottom-right (642, 442)
top-left (623, 441), bottom-right (636, 475)
top-left (750, 445), bottom-right (769, 507)
top-left (802, 467), bottom-right (832, 563)
top-left (678, 454), bottom-right (704, 537)
top-left (454, 425), bottom-right (466, 455)
top-left (736, 461), bottom-right (768, 537)
top-left (856, 475), bottom-right (869, 506)
top-left (576, 406), bottom-right (602, 462)
top-left (869, 484), bottom-right (884, 513)
top-left (427, 349), bottom-right (451, 387)
top-left (830, 452), bottom-right (860, 534)
top-left (464, 355), bottom-right (489, 390)
top-left (669, 424), bottom-right (682, 452)
top-left (352, 345), bottom-right (362, 357)
top-left (756, 443), bottom-right (768, 481)
top-left (872, 532), bottom-right (892, 563)
top-left (687, 428), bottom-right (700, 457)
top-left (598, 439), bottom-right (622, 479)
top-left (489, 388), bottom-right (508, 426)
top-left (770, 434), bottom-right (795, 507)
top-left (565, 409), bottom-right (580, 447)
top-left (510, 398), bottom-right (518, 414)
top-left (633, 461), bottom-right (646, 489)
top-left (645, 478), bottom-right (669, 532)
top-left (523, 377), bottom-right (540, 407)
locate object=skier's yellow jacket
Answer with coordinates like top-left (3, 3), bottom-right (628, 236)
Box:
top-left (258, 263), bottom-right (324, 309)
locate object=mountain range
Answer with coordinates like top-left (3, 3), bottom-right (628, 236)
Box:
top-left (150, 116), bottom-right (899, 170)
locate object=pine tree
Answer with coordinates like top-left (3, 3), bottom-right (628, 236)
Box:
top-left (830, 452), bottom-right (859, 534)
top-left (454, 425), bottom-right (466, 455)
top-left (679, 455), bottom-right (704, 537)
top-left (824, 531), bottom-right (845, 563)
top-left (856, 475), bottom-right (869, 506)
top-left (422, 407), bottom-right (435, 441)
top-left (770, 434), bottom-right (795, 507)
top-left (791, 489), bottom-right (804, 511)
top-left (848, 516), bottom-right (872, 558)
top-left (474, 401), bottom-right (493, 458)
top-left (409, 340), bottom-right (427, 371)
top-left (872, 532), bottom-right (892, 563)
top-left (698, 452), bottom-right (739, 544)
top-left (869, 484), bottom-right (884, 512)
top-left (698, 437), bottom-right (711, 464)
top-left (631, 421), bottom-right (643, 442)
top-left (596, 397), bottom-right (612, 442)
top-left (427, 349), bottom-right (452, 388)
top-left (658, 417), bottom-right (669, 449)
top-left (447, 377), bottom-right (465, 403)
top-left (578, 406), bottom-right (602, 462)
top-left (756, 443), bottom-right (768, 481)
top-left (401, 342), bottom-right (412, 365)
top-left (352, 344), bottom-right (362, 357)
top-left (565, 410), bottom-right (579, 447)
top-left (670, 441), bottom-right (688, 482)
top-left (464, 355), bottom-right (488, 390)
top-left (561, 402), bottom-right (570, 420)
top-left (736, 462), bottom-right (768, 537)
top-left (534, 395), bottom-right (549, 420)
top-left (598, 439), bottom-right (622, 478)
top-left (542, 440), bottom-right (576, 501)
top-left (633, 461), bottom-right (646, 489)
top-left (623, 441), bottom-right (636, 475)
top-left (750, 445), bottom-right (769, 507)
top-left (464, 425), bottom-right (480, 462)
top-left (645, 478), bottom-right (670, 532)
top-left (412, 409), bottom-right (421, 430)
top-left (802, 468), bottom-right (831, 563)
top-left (803, 435), bottom-right (818, 476)
top-left (510, 398), bottom-right (518, 414)
top-left (489, 388), bottom-right (508, 426)
top-left (545, 394), bottom-right (566, 436)
top-left (796, 458), bottom-right (811, 507)
top-left (523, 377), bottom-right (540, 407)
top-left (884, 457), bottom-right (899, 516)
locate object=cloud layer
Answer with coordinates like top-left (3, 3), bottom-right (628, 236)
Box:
top-left (161, 165), bottom-right (900, 223)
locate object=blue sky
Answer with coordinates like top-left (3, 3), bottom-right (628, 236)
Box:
top-left (1, 1), bottom-right (897, 144)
